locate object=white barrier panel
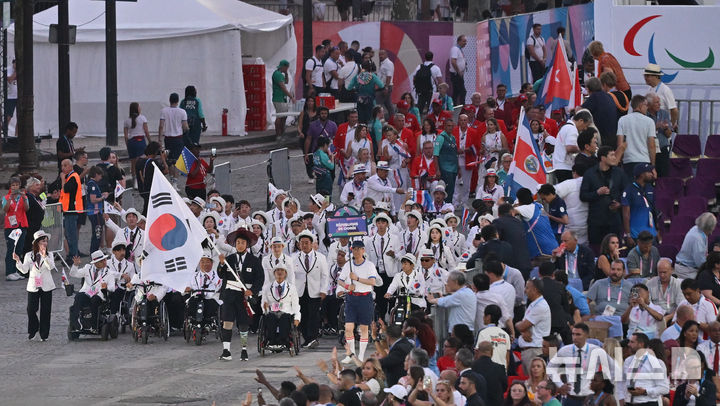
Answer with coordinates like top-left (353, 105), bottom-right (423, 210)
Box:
top-left (214, 162), bottom-right (231, 196)
top-left (42, 203), bottom-right (64, 253)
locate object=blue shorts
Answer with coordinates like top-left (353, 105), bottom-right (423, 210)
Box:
top-left (127, 137), bottom-right (147, 159)
top-left (164, 136), bottom-right (184, 164)
top-left (344, 293), bottom-right (374, 325)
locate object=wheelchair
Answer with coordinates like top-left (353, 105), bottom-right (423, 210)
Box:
top-left (131, 284), bottom-right (170, 344)
top-left (182, 289), bottom-right (220, 346)
top-left (67, 294), bottom-right (119, 341)
top-left (388, 289), bottom-right (425, 327)
top-left (256, 311), bottom-right (302, 357)
top-left (116, 288), bottom-right (135, 334)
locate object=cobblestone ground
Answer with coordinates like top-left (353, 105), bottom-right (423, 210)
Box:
top-left (0, 147), bottom-right (343, 405)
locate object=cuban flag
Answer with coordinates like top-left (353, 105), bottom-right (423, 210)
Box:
top-left (504, 107), bottom-right (546, 200)
top-left (535, 34), bottom-right (573, 116)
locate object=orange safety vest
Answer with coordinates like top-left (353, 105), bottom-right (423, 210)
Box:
top-left (60, 171), bottom-right (84, 213)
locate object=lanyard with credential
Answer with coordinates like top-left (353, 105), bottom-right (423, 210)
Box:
top-left (565, 250), bottom-right (578, 278)
top-left (636, 246), bottom-right (653, 276)
top-left (633, 182), bottom-right (654, 228)
top-left (658, 278), bottom-right (670, 309)
top-left (607, 280), bottom-right (623, 304)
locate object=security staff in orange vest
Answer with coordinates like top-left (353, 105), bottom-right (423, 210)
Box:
top-left (60, 159), bottom-right (83, 261)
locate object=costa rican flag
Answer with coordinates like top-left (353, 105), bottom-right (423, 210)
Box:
top-left (461, 208), bottom-right (470, 230)
top-left (414, 189), bottom-right (432, 210)
top-left (504, 107), bottom-right (547, 199)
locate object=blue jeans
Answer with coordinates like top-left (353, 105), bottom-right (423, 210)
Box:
top-left (5, 227), bottom-right (25, 276)
top-left (88, 213), bottom-right (103, 253)
top-left (63, 213), bottom-right (79, 258)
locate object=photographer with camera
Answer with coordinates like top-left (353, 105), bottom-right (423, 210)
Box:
top-left (621, 283), bottom-right (663, 340)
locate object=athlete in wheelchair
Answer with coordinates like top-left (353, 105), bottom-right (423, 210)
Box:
top-left (183, 251), bottom-right (222, 345)
top-left (127, 268), bottom-right (169, 343)
top-left (384, 253), bottom-right (427, 326)
top-left (258, 264), bottom-right (301, 356)
top-left (107, 236), bottom-right (136, 332)
top-left (68, 251), bottom-right (119, 340)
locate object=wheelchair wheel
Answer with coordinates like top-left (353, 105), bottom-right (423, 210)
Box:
top-left (183, 319), bottom-right (191, 343)
top-left (290, 326), bottom-right (301, 357)
top-left (100, 323), bottom-right (110, 341)
top-left (256, 315), bottom-right (265, 354)
top-left (109, 319), bottom-right (119, 339)
top-left (140, 326), bottom-right (149, 344)
top-left (67, 324), bottom-right (79, 341)
top-left (193, 327), bottom-right (203, 346)
top-left (159, 301), bottom-right (170, 341)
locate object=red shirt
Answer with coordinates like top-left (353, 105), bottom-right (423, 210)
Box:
top-left (473, 118), bottom-right (509, 135)
top-left (453, 126), bottom-right (481, 169)
top-left (543, 118), bottom-right (559, 137)
top-left (3, 192), bottom-right (28, 228)
top-left (437, 355), bottom-right (457, 372)
top-left (428, 110), bottom-right (453, 133)
top-left (186, 159), bottom-right (210, 190)
top-left (409, 155), bottom-right (438, 189)
top-left (597, 52), bottom-right (630, 92)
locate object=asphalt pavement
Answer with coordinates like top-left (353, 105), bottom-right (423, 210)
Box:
top-left (0, 147), bottom-right (343, 406)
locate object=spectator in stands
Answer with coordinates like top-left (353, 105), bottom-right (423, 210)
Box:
top-left (545, 27), bottom-right (573, 63)
top-left (471, 341), bottom-right (507, 406)
top-left (554, 270), bottom-right (590, 317)
top-left (582, 77), bottom-right (618, 148)
top-left (678, 320), bottom-right (701, 350)
top-left (515, 188), bottom-right (558, 259)
top-left (621, 283), bottom-right (664, 339)
top-left (538, 184), bottom-right (568, 243)
top-left (554, 110), bottom-right (592, 183)
top-left (471, 273), bottom-right (504, 332)
top-left (626, 231), bottom-right (660, 278)
top-left (580, 146), bottom-right (628, 248)
top-left (494, 84), bottom-right (513, 130)
top-left (526, 24), bottom-right (546, 82)
top-left (646, 259), bottom-right (684, 323)
top-left (458, 370), bottom-right (487, 406)
top-left (644, 63), bottom-right (678, 133)
top-left (505, 383), bottom-right (533, 406)
top-left (661, 304), bottom-right (693, 343)
top-left (696, 321), bottom-right (720, 375)
top-left (599, 71), bottom-right (629, 119)
top-left (538, 262), bottom-right (571, 343)
top-left (476, 305), bottom-right (511, 370)
top-left (535, 380), bottom-right (561, 406)
top-left (697, 252), bottom-right (720, 308)
top-left (587, 41), bottom-right (631, 99)
top-left (516, 278), bottom-right (551, 376)
top-left (426, 271), bottom-right (476, 334)
top-left (552, 230), bottom-right (595, 290)
top-left (524, 358), bottom-right (548, 403)
top-left (645, 92), bottom-right (673, 178)
top-left (493, 203), bottom-right (532, 277)
top-left (554, 165), bottom-right (589, 244)
top-left (437, 337), bottom-right (461, 372)
top-left (484, 259), bottom-right (515, 333)
top-left (674, 351), bottom-right (717, 406)
top-left (621, 163), bottom-right (657, 244)
top-left (617, 95), bottom-right (657, 179)
top-left (677, 279), bottom-right (717, 335)
top-left (675, 212), bottom-right (717, 279)
top-left (573, 128), bottom-right (599, 176)
top-left (619, 333), bottom-right (669, 402)
top-left (380, 325), bottom-right (414, 387)
top-left (587, 259), bottom-right (632, 316)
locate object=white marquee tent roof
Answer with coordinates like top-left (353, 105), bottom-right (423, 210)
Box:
top-left (25, 0), bottom-right (293, 41)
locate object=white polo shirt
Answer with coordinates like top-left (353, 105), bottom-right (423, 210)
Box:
top-left (379, 58), bottom-right (395, 86)
top-left (519, 296), bottom-right (551, 348)
top-left (305, 56), bottom-right (324, 88)
top-left (449, 45), bottom-right (466, 74)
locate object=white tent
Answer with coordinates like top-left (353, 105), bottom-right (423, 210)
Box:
top-left (8, 0), bottom-right (296, 137)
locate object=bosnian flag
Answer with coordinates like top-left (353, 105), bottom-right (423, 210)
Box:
top-left (536, 34), bottom-right (573, 116)
top-left (140, 163), bottom-right (206, 292)
top-left (504, 107), bottom-right (546, 199)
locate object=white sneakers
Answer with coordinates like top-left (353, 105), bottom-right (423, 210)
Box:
top-left (6, 272), bottom-right (23, 281)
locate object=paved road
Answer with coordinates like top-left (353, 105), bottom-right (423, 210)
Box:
top-left (0, 148), bottom-right (343, 405)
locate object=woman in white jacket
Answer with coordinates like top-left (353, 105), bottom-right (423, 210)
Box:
top-left (13, 231), bottom-right (55, 341)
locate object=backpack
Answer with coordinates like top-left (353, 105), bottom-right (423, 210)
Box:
top-left (303, 57), bottom-right (319, 90)
top-left (413, 63), bottom-right (434, 95)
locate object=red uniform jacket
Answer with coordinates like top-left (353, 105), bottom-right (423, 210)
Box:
top-left (428, 110), bottom-right (453, 133)
top-left (409, 155), bottom-right (438, 190)
top-left (390, 113), bottom-right (421, 134)
top-left (400, 127), bottom-right (418, 158)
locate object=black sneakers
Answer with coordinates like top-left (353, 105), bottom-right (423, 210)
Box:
top-left (240, 349), bottom-right (249, 361)
top-left (219, 349), bottom-right (232, 361)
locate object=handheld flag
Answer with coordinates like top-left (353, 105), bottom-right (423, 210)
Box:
top-left (175, 147), bottom-right (197, 176)
top-left (114, 183), bottom-right (126, 198)
top-left (505, 107), bottom-right (546, 199)
top-left (536, 34), bottom-right (573, 116)
top-left (461, 208), bottom-right (470, 231)
top-left (141, 163), bottom-right (205, 292)
top-left (414, 189), bottom-right (432, 211)
top-left (104, 201), bottom-right (121, 216)
top-left (8, 228), bottom-right (22, 241)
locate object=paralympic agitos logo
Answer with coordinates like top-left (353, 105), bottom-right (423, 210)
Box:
top-left (623, 15), bottom-right (715, 83)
